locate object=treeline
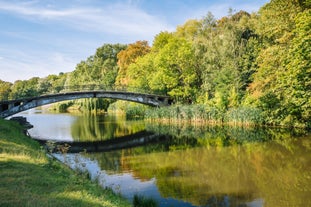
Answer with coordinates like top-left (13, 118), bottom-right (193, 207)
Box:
top-left (0, 0), bottom-right (310, 128)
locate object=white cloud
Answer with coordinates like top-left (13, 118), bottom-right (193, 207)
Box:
top-left (0, 1), bottom-right (174, 40)
top-left (0, 48), bottom-right (77, 82)
top-left (0, 1), bottom-right (89, 19)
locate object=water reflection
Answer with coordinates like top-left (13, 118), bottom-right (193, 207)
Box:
top-left (53, 153), bottom-right (195, 207)
top-left (71, 114), bottom-right (146, 141)
top-left (26, 112), bottom-right (146, 141)
top-left (26, 112), bottom-right (77, 141)
top-left (82, 135), bottom-right (311, 207)
top-left (38, 131), bottom-right (170, 153)
top-left (22, 112), bottom-right (311, 207)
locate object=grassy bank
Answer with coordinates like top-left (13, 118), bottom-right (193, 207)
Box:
top-left (0, 119), bottom-right (131, 207)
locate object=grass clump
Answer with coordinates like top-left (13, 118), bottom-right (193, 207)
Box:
top-left (0, 118), bottom-right (130, 207)
top-left (133, 194), bottom-right (158, 207)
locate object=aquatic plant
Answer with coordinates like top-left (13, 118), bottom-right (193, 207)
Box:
top-left (133, 194), bottom-right (158, 207)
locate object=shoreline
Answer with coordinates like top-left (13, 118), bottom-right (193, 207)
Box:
top-left (0, 118), bottom-right (131, 207)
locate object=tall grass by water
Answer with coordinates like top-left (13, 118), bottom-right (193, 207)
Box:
top-left (145, 104), bottom-right (264, 126)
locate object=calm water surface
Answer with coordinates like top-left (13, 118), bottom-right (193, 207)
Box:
top-left (19, 110), bottom-right (311, 207)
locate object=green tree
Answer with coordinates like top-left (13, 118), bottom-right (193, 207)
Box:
top-left (275, 9), bottom-right (311, 127)
top-left (255, 0), bottom-right (304, 43)
top-left (195, 11), bottom-right (254, 108)
top-left (246, 0), bottom-right (310, 127)
top-left (64, 44), bottom-right (126, 112)
top-left (36, 73), bottom-right (67, 94)
top-left (152, 32), bottom-right (175, 52)
top-left (175, 19), bottom-right (202, 41)
top-left (116, 41), bottom-right (150, 87)
top-left (0, 80), bottom-right (12, 100)
top-left (127, 53), bottom-right (155, 92)
top-left (151, 36), bottom-right (198, 102)
top-left (66, 43), bottom-right (126, 88)
top-left (9, 77), bottom-right (40, 99)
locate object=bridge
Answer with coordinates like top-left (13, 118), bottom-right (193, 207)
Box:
top-left (0, 90), bottom-right (173, 118)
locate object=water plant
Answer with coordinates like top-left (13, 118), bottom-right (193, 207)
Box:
top-left (133, 194), bottom-right (158, 207)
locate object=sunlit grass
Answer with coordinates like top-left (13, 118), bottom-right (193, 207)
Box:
top-left (0, 119), bottom-right (130, 207)
top-left (0, 152), bottom-right (45, 165)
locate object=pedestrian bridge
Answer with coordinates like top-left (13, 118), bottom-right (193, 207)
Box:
top-left (0, 90), bottom-right (172, 118)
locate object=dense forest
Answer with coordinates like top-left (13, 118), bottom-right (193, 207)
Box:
top-left (0, 0), bottom-right (310, 128)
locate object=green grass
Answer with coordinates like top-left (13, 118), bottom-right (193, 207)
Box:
top-left (0, 119), bottom-right (131, 207)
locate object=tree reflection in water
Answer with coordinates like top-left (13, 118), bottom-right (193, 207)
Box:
top-left (27, 113), bottom-right (311, 206)
top-left (71, 118), bottom-right (311, 207)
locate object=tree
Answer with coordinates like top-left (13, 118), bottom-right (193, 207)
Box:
top-left (127, 53), bottom-right (155, 92)
top-left (64, 43), bottom-right (126, 112)
top-left (255, 0), bottom-right (303, 43)
top-left (9, 77), bottom-right (40, 99)
top-left (195, 11), bottom-right (254, 107)
top-left (246, 0), bottom-right (310, 127)
top-left (175, 19), bottom-right (202, 41)
top-left (151, 36), bottom-right (198, 102)
top-left (0, 80), bottom-right (12, 100)
top-left (116, 41), bottom-right (150, 87)
top-left (152, 32), bottom-right (175, 52)
top-left (275, 9), bottom-right (311, 127)
top-left (66, 43), bottom-right (126, 89)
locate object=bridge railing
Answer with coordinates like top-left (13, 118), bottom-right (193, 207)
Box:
top-left (60, 85), bottom-right (167, 96)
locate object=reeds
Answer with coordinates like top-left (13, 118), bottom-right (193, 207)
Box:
top-left (145, 104), bottom-right (264, 126)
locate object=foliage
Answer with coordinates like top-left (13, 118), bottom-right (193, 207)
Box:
top-left (64, 43), bottom-right (126, 112)
top-left (9, 77), bottom-right (40, 99)
top-left (246, 0), bottom-right (311, 128)
top-left (127, 33), bottom-right (199, 102)
top-left (67, 44), bottom-right (126, 87)
top-left (0, 79), bottom-right (12, 100)
top-left (37, 73), bottom-right (67, 94)
top-left (116, 41), bottom-right (151, 86)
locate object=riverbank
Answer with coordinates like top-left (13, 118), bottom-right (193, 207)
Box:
top-left (0, 119), bottom-right (131, 207)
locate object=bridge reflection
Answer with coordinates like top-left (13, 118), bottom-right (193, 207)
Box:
top-left (35, 130), bottom-right (170, 153)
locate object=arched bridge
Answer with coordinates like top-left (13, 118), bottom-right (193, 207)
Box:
top-left (0, 91), bottom-right (173, 118)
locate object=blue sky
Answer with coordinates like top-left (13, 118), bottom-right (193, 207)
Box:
top-left (0, 0), bottom-right (269, 83)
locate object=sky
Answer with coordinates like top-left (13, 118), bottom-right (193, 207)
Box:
top-left (0, 0), bottom-right (269, 83)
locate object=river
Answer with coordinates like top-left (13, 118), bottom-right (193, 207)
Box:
top-left (18, 109), bottom-right (311, 207)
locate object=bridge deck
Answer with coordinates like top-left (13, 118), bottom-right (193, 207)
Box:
top-left (0, 90), bottom-right (172, 118)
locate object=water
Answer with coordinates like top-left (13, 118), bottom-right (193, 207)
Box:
top-left (18, 110), bottom-right (311, 207)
